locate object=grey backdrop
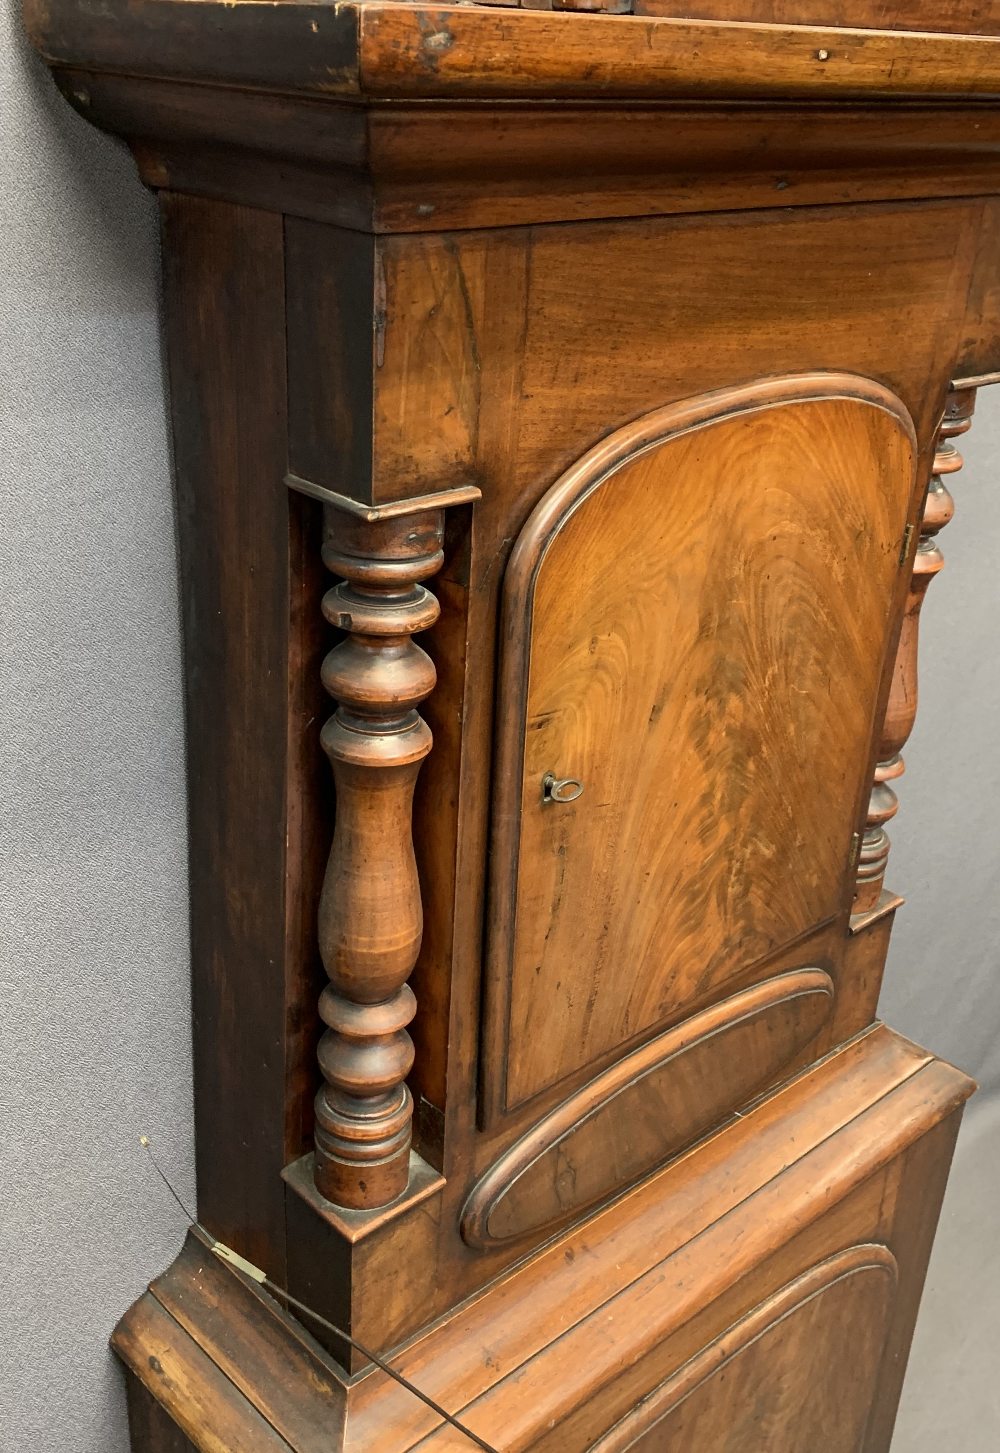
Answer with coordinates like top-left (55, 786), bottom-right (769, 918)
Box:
top-left (2, 6), bottom-right (998, 1450)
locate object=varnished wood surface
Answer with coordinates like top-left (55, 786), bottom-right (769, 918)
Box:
top-left (267, 194), bottom-right (991, 1353)
top-left (149, 1231), bottom-right (350, 1446)
top-left (486, 379), bottom-right (915, 1113)
top-left (125, 1381), bottom-right (198, 1453)
top-left (635, 0), bottom-right (1000, 34)
top-left (313, 509), bottom-right (444, 1208)
top-left (27, 0), bottom-right (1000, 103)
top-left (366, 202), bottom-right (974, 504)
top-left (27, 4), bottom-right (996, 1436)
top-left (591, 1246), bottom-right (897, 1452)
top-left (391, 1035), bottom-right (969, 1453)
top-left (111, 1026), bottom-right (974, 1452)
top-left (114, 1292), bottom-right (292, 1452)
top-left (862, 1111), bottom-right (967, 1450)
top-left (39, 78), bottom-right (1000, 234)
top-left (122, 187), bottom-right (994, 1366)
top-left (359, 5), bottom-right (1000, 101)
top-left (161, 194), bottom-right (324, 1282)
top-left (462, 968), bottom-right (834, 1249)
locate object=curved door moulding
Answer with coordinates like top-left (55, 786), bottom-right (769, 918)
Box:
top-left (462, 967), bottom-right (834, 1249)
top-left (482, 374), bottom-right (916, 1123)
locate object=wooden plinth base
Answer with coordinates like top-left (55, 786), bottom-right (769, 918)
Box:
top-left (114, 1024), bottom-right (972, 1453)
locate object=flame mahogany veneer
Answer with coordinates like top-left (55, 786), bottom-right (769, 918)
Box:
top-left (25, 1), bottom-right (999, 1447)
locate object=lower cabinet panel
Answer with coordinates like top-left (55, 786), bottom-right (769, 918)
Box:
top-left (592, 1246), bottom-right (897, 1453)
top-left (111, 1028), bottom-right (973, 1453)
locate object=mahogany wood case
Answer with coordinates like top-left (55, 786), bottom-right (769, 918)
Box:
top-left (24, 1), bottom-right (1000, 1448)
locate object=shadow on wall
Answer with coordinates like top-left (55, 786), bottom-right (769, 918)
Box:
top-left (1, 5), bottom-right (194, 1453)
top-left (878, 390), bottom-right (1000, 1099)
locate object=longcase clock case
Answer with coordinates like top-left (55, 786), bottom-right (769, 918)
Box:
top-left (23, 0), bottom-right (1000, 1448)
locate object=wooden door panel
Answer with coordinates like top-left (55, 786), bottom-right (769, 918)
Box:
top-left (591, 1246), bottom-right (897, 1452)
top-left (484, 376), bottom-right (916, 1118)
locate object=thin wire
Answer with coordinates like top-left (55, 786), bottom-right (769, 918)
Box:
top-left (140, 1137), bottom-right (197, 1222)
top-left (261, 1279), bottom-right (498, 1453)
top-left (139, 1136), bottom-right (499, 1453)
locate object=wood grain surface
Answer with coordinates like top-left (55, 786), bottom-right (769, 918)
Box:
top-left (160, 194), bottom-right (321, 1282)
top-left (462, 968), bottom-right (833, 1249)
top-left (27, 2), bottom-right (997, 1443)
top-left (590, 1245), bottom-right (897, 1452)
top-left (135, 187), bottom-right (986, 1363)
top-left (486, 378), bottom-right (915, 1112)
top-left (38, 78), bottom-right (1000, 235)
top-left (311, 509), bottom-right (446, 1209)
top-left (636, 0), bottom-right (1000, 33)
top-left (359, 5), bottom-right (1000, 101)
top-left (27, 1), bottom-right (1000, 103)
top-left (111, 1026), bottom-right (974, 1452)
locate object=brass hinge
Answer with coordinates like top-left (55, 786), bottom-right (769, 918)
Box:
top-left (848, 831), bottom-right (862, 875)
top-left (898, 522), bottom-right (915, 565)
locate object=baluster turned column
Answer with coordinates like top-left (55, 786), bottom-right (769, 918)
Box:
top-left (313, 507), bottom-right (443, 1209)
top-left (854, 386), bottom-right (977, 912)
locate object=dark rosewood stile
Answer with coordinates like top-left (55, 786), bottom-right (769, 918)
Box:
top-left (22, 1), bottom-right (997, 1448)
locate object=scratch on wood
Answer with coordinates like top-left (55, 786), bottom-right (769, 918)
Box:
top-left (415, 13), bottom-right (456, 73)
top-left (444, 238), bottom-right (482, 377)
top-left (374, 245), bottom-right (387, 368)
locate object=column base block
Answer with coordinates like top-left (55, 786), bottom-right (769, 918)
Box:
top-left (282, 1150), bottom-right (446, 1245)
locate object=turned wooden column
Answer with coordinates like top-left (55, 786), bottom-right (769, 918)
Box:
top-left (854, 386), bottom-right (977, 912)
top-left (313, 506), bottom-right (444, 1209)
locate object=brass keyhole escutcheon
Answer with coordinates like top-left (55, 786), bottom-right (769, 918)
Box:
top-left (542, 772), bottom-right (584, 805)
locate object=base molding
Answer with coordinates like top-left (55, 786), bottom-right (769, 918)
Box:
top-left (114, 1024), bottom-right (972, 1453)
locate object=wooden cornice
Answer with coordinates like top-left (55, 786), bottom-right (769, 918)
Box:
top-left (24, 3), bottom-right (1000, 232)
top-left (25, 0), bottom-right (1000, 104)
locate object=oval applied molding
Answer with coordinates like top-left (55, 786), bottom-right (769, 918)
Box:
top-left (462, 967), bottom-right (834, 1250)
